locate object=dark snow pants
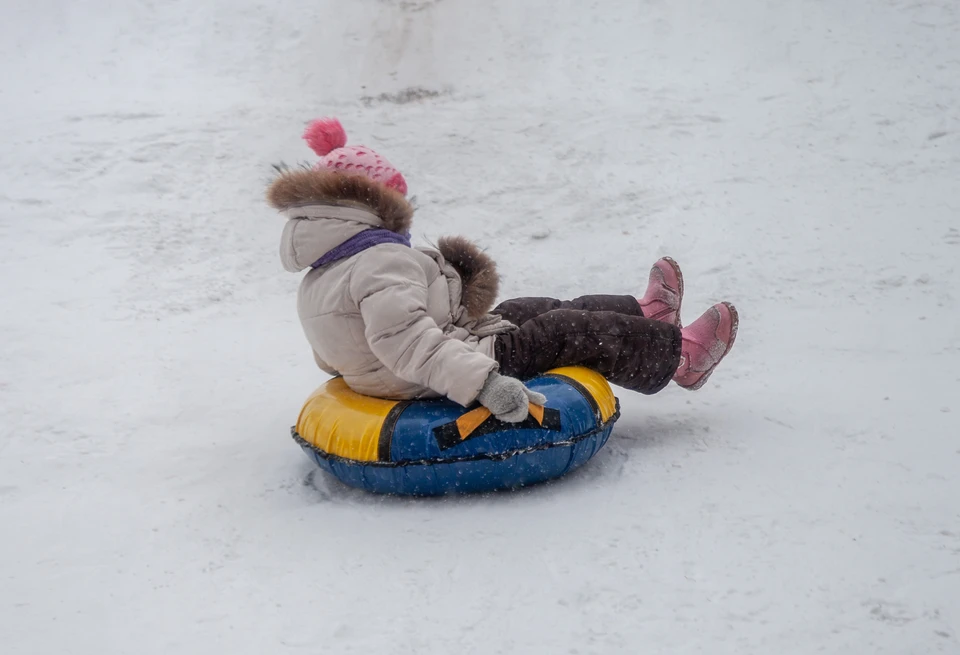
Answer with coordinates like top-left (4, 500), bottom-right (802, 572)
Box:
top-left (492, 295), bottom-right (682, 395)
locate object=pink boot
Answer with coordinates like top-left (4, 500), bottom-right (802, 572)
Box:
top-left (674, 302), bottom-right (739, 390)
top-left (638, 257), bottom-right (684, 326)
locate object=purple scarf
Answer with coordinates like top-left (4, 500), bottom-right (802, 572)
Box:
top-left (310, 229), bottom-right (412, 269)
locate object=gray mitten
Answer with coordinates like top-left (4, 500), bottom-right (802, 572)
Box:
top-left (476, 371), bottom-right (548, 423)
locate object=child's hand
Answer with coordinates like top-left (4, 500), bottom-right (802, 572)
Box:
top-left (477, 372), bottom-right (548, 423)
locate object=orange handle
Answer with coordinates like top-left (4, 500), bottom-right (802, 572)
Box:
top-left (455, 403), bottom-right (546, 440)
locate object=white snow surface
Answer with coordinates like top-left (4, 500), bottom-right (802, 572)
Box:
top-left (2, 0), bottom-right (959, 652)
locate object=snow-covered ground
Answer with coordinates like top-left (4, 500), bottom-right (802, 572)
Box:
top-left (2, 0), bottom-right (959, 652)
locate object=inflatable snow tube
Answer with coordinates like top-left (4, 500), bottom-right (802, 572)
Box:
top-left (292, 367), bottom-right (620, 496)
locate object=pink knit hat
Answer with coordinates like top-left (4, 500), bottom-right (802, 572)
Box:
top-left (303, 118), bottom-right (408, 196)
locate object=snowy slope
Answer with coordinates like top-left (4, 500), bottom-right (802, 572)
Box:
top-left (2, 0), bottom-right (959, 653)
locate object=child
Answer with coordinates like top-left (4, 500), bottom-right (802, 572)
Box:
top-left (269, 118), bottom-right (738, 423)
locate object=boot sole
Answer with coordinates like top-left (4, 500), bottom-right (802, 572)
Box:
top-left (680, 302), bottom-right (739, 391)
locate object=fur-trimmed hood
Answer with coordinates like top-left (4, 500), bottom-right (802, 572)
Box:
top-left (435, 236), bottom-right (500, 319)
top-left (268, 169), bottom-right (414, 273)
top-left (267, 168), bottom-right (414, 233)
top-left (268, 169), bottom-right (501, 318)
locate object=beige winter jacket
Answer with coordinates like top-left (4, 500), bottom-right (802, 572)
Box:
top-left (268, 169), bottom-right (513, 406)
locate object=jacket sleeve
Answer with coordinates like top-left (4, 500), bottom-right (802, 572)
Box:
top-left (349, 249), bottom-right (497, 406)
